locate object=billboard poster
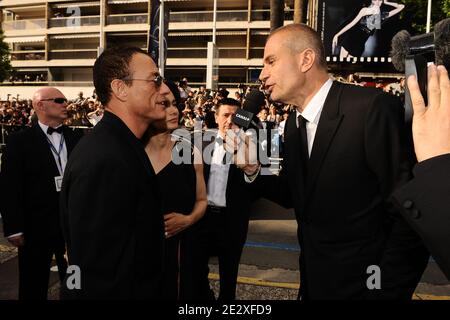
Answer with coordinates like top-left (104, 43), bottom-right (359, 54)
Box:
top-left (318, 0), bottom-right (407, 62)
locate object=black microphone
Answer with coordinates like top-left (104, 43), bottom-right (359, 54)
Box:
top-left (390, 18), bottom-right (450, 122)
top-left (391, 30), bottom-right (412, 72)
top-left (391, 18), bottom-right (450, 72)
top-left (232, 89), bottom-right (265, 129)
top-left (434, 18), bottom-right (450, 70)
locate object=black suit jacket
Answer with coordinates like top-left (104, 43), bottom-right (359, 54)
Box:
top-left (393, 154), bottom-right (450, 281)
top-left (255, 81), bottom-right (429, 299)
top-left (201, 131), bottom-right (258, 245)
top-left (60, 111), bottom-right (164, 299)
top-left (0, 124), bottom-right (83, 241)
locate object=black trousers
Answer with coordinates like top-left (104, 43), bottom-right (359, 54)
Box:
top-left (162, 224), bottom-right (204, 300)
top-left (196, 207), bottom-right (248, 301)
top-left (18, 235), bottom-right (67, 300)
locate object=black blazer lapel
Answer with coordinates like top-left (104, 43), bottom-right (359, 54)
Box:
top-left (32, 124), bottom-right (60, 177)
top-left (306, 82), bottom-right (344, 199)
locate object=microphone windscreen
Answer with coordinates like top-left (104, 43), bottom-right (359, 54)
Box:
top-left (243, 89), bottom-right (266, 115)
top-left (391, 30), bottom-right (411, 72)
top-left (434, 18), bottom-right (450, 68)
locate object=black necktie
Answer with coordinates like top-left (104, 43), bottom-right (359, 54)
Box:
top-left (47, 126), bottom-right (63, 135)
top-left (298, 115), bottom-right (309, 179)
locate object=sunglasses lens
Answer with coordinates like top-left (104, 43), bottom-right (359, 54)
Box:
top-left (54, 98), bottom-right (67, 104)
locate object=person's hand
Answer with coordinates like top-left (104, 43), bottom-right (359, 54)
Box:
top-left (164, 213), bottom-right (193, 238)
top-left (409, 64), bottom-right (450, 162)
top-left (7, 234), bottom-right (25, 247)
top-left (224, 128), bottom-right (260, 175)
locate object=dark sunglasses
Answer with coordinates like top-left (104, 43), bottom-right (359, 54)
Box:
top-left (121, 74), bottom-right (165, 87)
top-left (40, 98), bottom-right (68, 104)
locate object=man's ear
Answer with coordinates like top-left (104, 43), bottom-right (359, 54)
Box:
top-left (300, 48), bottom-right (316, 73)
top-left (110, 79), bottom-right (128, 102)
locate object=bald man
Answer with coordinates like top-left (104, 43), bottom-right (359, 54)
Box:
top-left (0, 87), bottom-right (83, 299)
top-left (251, 24), bottom-right (429, 299)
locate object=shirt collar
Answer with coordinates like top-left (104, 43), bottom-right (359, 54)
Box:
top-left (296, 78), bottom-right (333, 124)
top-left (38, 120), bottom-right (62, 135)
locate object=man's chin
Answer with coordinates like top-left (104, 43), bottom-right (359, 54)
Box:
top-left (267, 91), bottom-right (277, 101)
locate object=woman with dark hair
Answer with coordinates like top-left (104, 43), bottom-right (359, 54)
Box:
top-left (145, 80), bottom-right (207, 299)
top-left (332, 0), bottom-right (404, 59)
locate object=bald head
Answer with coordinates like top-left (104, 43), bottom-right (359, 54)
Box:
top-left (32, 87), bottom-right (65, 108)
top-left (32, 87), bottom-right (68, 126)
top-left (268, 24), bottom-right (327, 70)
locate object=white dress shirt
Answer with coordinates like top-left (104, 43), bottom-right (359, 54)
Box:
top-left (38, 121), bottom-right (68, 175)
top-left (296, 78), bottom-right (334, 156)
top-left (207, 132), bottom-right (230, 207)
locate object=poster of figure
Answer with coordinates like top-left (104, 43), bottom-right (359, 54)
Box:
top-left (319, 0), bottom-right (406, 60)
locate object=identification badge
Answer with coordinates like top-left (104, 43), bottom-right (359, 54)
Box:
top-left (54, 176), bottom-right (63, 192)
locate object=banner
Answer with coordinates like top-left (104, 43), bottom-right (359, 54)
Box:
top-left (148, 0), bottom-right (170, 67)
top-left (318, 0), bottom-right (407, 62)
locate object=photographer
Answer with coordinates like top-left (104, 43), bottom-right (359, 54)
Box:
top-left (393, 64), bottom-right (450, 280)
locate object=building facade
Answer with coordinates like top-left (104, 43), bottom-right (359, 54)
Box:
top-left (0, 0), bottom-right (311, 98)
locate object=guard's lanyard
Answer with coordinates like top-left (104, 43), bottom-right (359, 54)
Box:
top-left (46, 133), bottom-right (65, 175)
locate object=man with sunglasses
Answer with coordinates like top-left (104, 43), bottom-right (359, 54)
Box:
top-left (0, 87), bottom-right (83, 299)
top-left (60, 46), bottom-right (171, 299)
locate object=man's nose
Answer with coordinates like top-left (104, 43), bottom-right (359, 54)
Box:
top-left (259, 67), bottom-right (268, 82)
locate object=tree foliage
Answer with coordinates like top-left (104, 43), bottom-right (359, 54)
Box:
top-left (0, 28), bottom-right (12, 82)
top-left (402, 0), bottom-right (450, 34)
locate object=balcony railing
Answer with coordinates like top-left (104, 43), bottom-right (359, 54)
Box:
top-left (170, 10), bottom-right (248, 23)
top-left (250, 9), bottom-right (294, 21)
top-left (2, 19), bottom-right (46, 31)
top-left (250, 9), bottom-right (270, 21)
top-left (49, 49), bottom-right (97, 59)
top-left (107, 13), bottom-right (148, 25)
top-left (48, 81), bottom-right (94, 87)
top-left (249, 48), bottom-right (264, 59)
top-left (49, 16), bottom-right (100, 28)
top-left (167, 47), bottom-right (247, 59)
top-left (218, 48), bottom-right (246, 59)
top-left (168, 48), bottom-right (207, 59)
top-left (10, 50), bottom-right (46, 61)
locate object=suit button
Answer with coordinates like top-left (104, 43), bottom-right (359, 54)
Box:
top-left (411, 208), bottom-right (421, 219)
top-left (403, 200), bottom-right (413, 209)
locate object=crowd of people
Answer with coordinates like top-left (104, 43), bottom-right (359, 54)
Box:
top-left (5, 73), bottom-right (47, 83)
top-left (1, 74), bottom-right (406, 131)
top-left (1, 74), bottom-right (407, 154)
top-left (335, 73), bottom-right (406, 96)
top-left (0, 92), bottom-right (103, 128)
